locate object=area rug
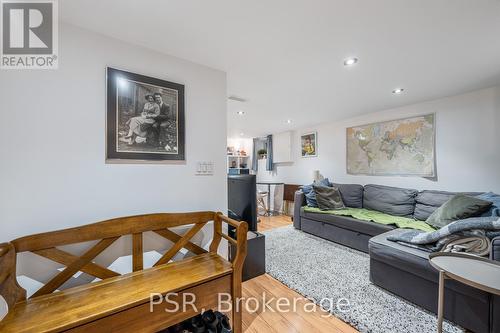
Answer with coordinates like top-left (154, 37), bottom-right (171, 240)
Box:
top-left (263, 225), bottom-right (463, 333)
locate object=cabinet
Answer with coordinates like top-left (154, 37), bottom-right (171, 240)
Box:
top-left (272, 131), bottom-right (292, 163)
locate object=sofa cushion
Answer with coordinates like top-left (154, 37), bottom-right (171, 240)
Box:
top-left (313, 185), bottom-right (345, 210)
top-left (302, 208), bottom-right (394, 236)
top-left (369, 229), bottom-right (491, 300)
top-left (425, 194), bottom-right (492, 228)
top-left (363, 184), bottom-right (418, 217)
top-left (331, 183), bottom-right (364, 208)
top-left (300, 178), bottom-right (330, 207)
top-left (303, 190), bottom-right (318, 207)
top-left (303, 206), bottom-right (434, 231)
top-left (491, 236), bottom-right (500, 262)
top-left (476, 192), bottom-right (500, 217)
top-left (414, 190), bottom-right (485, 220)
top-left (414, 190), bottom-right (457, 221)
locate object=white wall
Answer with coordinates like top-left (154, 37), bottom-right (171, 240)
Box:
top-left (227, 137), bottom-right (253, 155)
top-left (0, 23), bottom-right (228, 242)
top-left (259, 86), bottom-right (500, 193)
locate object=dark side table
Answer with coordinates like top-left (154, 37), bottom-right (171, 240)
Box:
top-left (229, 229), bottom-right (266, 282)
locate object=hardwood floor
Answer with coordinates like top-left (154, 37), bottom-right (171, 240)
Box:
top-left (242, 274), bottom-right (358, 333)
top-left (257, 214), bottom-right (293, 232)
top-left (242, 215), bottom-right (358, 333)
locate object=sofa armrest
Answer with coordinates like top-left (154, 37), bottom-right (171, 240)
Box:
top-left (294, 190), bottom-right (305, 229)
top-left (490, 236), bottom-right (500, 262)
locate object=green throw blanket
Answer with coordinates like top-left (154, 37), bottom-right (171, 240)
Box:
top-left (303, 207), bottom-right (435, 232)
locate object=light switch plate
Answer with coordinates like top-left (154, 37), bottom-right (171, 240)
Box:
top-left (196, 162), bottom-right (214, 176)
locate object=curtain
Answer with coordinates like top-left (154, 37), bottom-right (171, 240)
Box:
top-left (252, 138), bottom-right (258, 171)
top-left (266, 134), bottom-right (273, 171)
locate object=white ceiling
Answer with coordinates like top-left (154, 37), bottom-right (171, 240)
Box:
top-left (61, 0), bottom-right (500, 138)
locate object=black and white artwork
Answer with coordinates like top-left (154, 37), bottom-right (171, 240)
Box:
top-left (106, 67), bottom-right (185, 162)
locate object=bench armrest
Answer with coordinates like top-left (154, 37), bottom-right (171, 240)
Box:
top-left (294, 190), bottom-right (305, 230)
top-left (210, 213), bottom-right (248, 273)
top-left (491, 236), bottom-right (500, 262)
top-left (209, 213), bottom-right (247, 333)
top-left (0, 243), bottom-right (26, 313)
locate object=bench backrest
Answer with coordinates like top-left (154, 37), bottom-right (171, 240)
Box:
top-left (1, 211), bottom-right (247, 304)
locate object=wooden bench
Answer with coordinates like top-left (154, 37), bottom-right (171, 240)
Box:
top-left (0, 211), bottom-right (247, 333)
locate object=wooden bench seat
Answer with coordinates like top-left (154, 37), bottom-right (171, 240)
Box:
top-left (0, 253), bottom-right (232, 333)
top-left (0, 212), bottom-right (247, 333)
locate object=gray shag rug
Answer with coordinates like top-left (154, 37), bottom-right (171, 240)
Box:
top-left (263, 225), bottom-right (463, 333)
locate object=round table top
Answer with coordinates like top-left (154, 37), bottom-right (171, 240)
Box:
top-left (429, 253), bottom-right (500, 295)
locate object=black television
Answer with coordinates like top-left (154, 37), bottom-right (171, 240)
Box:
top-left (228, 174), bottom-right (257, 232)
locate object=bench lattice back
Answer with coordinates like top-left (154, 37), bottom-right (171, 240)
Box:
top-left (2, 211), bottom-right (238, 300)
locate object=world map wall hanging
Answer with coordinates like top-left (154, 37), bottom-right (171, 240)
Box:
top-left (346, 114), bottom-right (436, 177)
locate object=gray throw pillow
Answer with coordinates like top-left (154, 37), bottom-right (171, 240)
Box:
top-left (331, 183), bottom-right (364, 208)
top-left (363, 184), bottom-right (417, 217)
top-left (426, 194), bottom-right (492, 228)
top-left (313, 185), bottom-right (345, 210)
top-left (300, 178), bottom-right (331, 207)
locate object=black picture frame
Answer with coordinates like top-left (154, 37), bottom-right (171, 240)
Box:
top-left (106, 67), bottom-right (185, 162)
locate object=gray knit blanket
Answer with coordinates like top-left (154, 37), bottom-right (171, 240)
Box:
top-left (387, 217), bottom-right (500, 253)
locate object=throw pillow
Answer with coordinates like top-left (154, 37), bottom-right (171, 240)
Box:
top-left (313, 185), bottom-right (345, 210)
top-left (476, 192), bottom-right (500, 217)
top-left (425, 194), bottom-right (493, 228)
top-left (331, 183), bottom-right (364, 208)
top-left (363, 184), bottom-right (417, 217)
top-left (300, 178), bottom-right (330, 207)
top-left (303, 190), bottom-right (318, 207)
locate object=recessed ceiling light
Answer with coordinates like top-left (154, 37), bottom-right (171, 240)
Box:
top-left (392, 88), bottom-right (405, 94)
top-left (240, 132), bottom-right (244, 136)
top-left (343, 57), bottom-right (358, 66)
top-left (236, 110), bottom-right (245, 115)
top-left (286, 119), bottom-right (292, 124)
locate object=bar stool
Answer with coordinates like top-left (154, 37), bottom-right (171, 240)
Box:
top-left (257, 190), bottom-right (269, 216)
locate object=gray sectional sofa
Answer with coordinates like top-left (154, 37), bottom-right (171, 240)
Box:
top-left (293, 183), bottom-right (498, 333)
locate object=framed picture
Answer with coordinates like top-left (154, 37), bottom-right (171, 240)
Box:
top-left (301, 132), bottom-right (317, 157)
top-left (106, 67), bottom-right (185, 162)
